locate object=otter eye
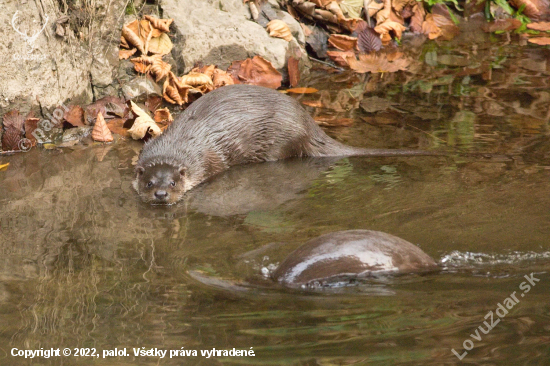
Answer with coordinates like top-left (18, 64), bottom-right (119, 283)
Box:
top-left (170, 181), bottom-right (176, 187)
top-left (146, 181), bottom-right (153, 188)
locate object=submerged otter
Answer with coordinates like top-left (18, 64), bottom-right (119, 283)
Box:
top-left (135, 84), bottom-right (431, 204)
top-left (272, 230), bottom-right (437, 288)
top-left (188, 230), bottom-right (438, 290)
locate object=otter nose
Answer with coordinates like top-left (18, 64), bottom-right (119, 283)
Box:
top-left (155, 190), bottom-right (168, 199)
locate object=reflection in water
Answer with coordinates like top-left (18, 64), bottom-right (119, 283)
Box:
top-left (1, 40), bottom-right (550, 365)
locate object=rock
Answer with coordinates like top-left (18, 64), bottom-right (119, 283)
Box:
top-left (0, 0), bottom-right (124, 116)
top-left (59, 126), bottom-right (93, 147)
top-left (259, 0), bottom-right (306, 45)
top-left (161, 0), bottom-right (290, 73)
top-left (272, 230), bottom-right (438, 288)
top-left (121, 76), bottom-right (163, 103)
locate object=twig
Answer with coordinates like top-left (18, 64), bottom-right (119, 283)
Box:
top-left (309, 56), bottom-right (345, 71)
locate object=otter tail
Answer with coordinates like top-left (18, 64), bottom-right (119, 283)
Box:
top-left (306, 134), bottom-right (436, 157)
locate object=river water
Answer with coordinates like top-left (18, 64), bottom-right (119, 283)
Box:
top-left (0, 38), bottom-right (549, 365)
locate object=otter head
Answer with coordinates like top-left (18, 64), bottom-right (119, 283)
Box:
top-left (134, 163), bottom-right (187, 205)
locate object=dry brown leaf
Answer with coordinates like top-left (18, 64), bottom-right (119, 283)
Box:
top-left (374, 20), bottom-right (407, 39)
top-left (193, 65), bottom-right (217, 78)
top-left (266, 20), bottom-right (293, 41)
top-left (482, 19), bottom-right (522, 32)
top-left (180, 72), bottom-right (213, 87)
top-left (120, 36), bottom-right (129, 49)
top-left (422, 14), bottom-right (442, 39)
top-left (326, 50), bottom-right (355, 66)
top-left (328, 34), bottom-right (358, 51)
top-left (119, 48), bottom-right (137, 60)
top-left (148, 33), bottom-right (173, 55)
top-left (126, 19), bottom-right (162, 39)
top-left (376, 0), bottom-right (393, 23)
top-left (154, 108), bottom-right (174, 124)
top-left (2, 110), bottom-right (25, 151)
top-left (227, 56), bottom-right (282, 89)
top-left (64, 105), bottom-right (85, 127)
top-left (314, 115), bottom-right (354, 127)
top-left (144, 15), bottom-right (173, 33)
top-left (25, 115), bottom-right (39, 147)
top-left (310, 0), bottom-right (333, 7)
top-left (346, 53), bottom-right (411, 73)
top-left (357, 27), bottom-right (382, 53)
top-left (121, 24), bottom-right (146, 54)
top-left (300, 23), bottom-right (313, 37)
top-left (527, 21), bottom-right (550, 31)
top-left (129, 101), bottom-right (162, 139)
top-left (528, 37), bottom-right (550, 44)
top-left (150, 58), bottom-right (172, 82)
top-left (301, 100), bottom-right (324, 108)
top-left (326, 1), bottom-right (346, 20)
top-left (285, 87), bottom-right (318, 94)
top-left (106, 118), bottom-right (129, 137)
top-left (392, 0), bottom-right (409, 13)
top-left (212, 68), bottom-right (235, 88)
top-left (410, 3), bottom-right (426, 33)
top-left (509, 0), bottom-right (550, 21)
top-left (92, 112), bottom-right (114, 142)
top-left (288, 57), bottom-right (300, 87)
top-left (162, 72), bottom-right (190, 105)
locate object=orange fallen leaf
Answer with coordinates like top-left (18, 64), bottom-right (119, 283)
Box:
top-left (328, 34), bottom-right (358, 51)
top-left (288, 57), bottom-right (300, 87)
top-left (106, 118), bottom-right (129, 137)
top-left (482, 19), bottom-right (522, 32)
top-left (92, 112), bottom-right (114, 142)
top-left (509, 0), bottom-right (550, 21)
top-left (144, 15), bottom-right (173, 33)
top-left (64, 105), bottom-right (86, 127)
top-left (375, 20), bottom-right (407, 39)
top-left (119, 48), bottom-right (137, 60)
top-left (150, 58), bottom-right (172, 82)
top-left (527, 22), bottom-right (550, 31)
top-left (301, 100), bottom-right (324, 108)
top-left (25, 114), bottom-right (39, 147)
top-left (180, 72), bottom-right (213, 87)
top-left (227, 56), bottom-right (282, 89)
top-left (121, 24), bottom-right (146, 54)
top-left (326, 50), bottom-right (355, 67)
top-left (154, 108), bottom-right (174, 124)
top-left (2, 110), bottom-right (25, 151)
top-left (212, 68), bottom-right (234, 88)
top-left (314, 115), bottom-right (354, 127)
top-left (422, 14), bottom-right (442, 40)
top-left (285, 87), bottom-right (319, 94)
top-left (528, 37), bottom-right (550, 45)
top-left (346, 53), bottom-right (411, 73)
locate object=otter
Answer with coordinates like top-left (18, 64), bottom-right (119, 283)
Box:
top-left (135, 84), bottom-right (432, 204)
top-left (188, 230), bottom-right (437, 290)
top-left (272, 230), bottom-right (437, 288)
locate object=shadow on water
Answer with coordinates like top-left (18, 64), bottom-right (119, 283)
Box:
top-left (1, 39), bottom-right (550, 364)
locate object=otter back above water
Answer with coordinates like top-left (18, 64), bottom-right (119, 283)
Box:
top-left (135, 85), bottom-right (432, 204)
top-left (272, 230), bottom-right (437, 288)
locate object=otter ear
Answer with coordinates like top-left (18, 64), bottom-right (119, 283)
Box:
top-left (136, 166), bottom-right (144, 176)
top-left (178, 166), bottom-right (186, 177)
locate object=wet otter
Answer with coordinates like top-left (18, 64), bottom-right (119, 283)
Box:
top-left (188, 230), bottom-right (437, 290)
top-left (135, 84), bottom-right (432, 204)
top-left (272, 230), bottom-right (437, 288)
